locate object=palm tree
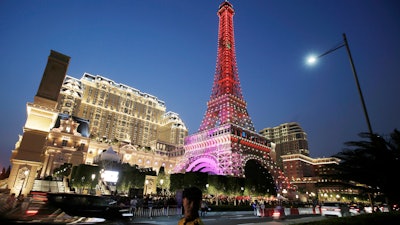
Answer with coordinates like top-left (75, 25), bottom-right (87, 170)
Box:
top-left (331, 129), bottom-right (400, 209)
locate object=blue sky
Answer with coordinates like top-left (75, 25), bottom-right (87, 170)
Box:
top-left (1, 0), bottom-right (399, 169)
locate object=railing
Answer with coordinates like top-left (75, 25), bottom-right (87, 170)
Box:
top-left (132, 206), bottom-right (317, 218)
top-left (131, 206), bottom-right (182, 218)
top-left (31, 180), bottom-right (65, 193)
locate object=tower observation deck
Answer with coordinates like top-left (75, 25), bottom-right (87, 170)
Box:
top-left (174, 1), bottom-right (291, 193)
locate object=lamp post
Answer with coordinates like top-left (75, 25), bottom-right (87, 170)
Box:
top-left (144, 179), bottom-right (149, 196)
top-left (81, 176), bottom-right (85, 194)
top-left (160, 179), bottom-right (164, 196)
top-left (307, 33), bottom-right (373, 135)
top-left (91, 174), bottom-right (96, 195)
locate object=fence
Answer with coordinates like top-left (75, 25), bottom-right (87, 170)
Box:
top-left (132, 206), bottom-right (317, 218)
top-left (132, 206), bottom-right (182, 218)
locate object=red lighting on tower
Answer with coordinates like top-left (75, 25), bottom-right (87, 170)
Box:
top-left (174, 1), bottom-right (292, 194)
top-left (199, 1), bottom-right (255, 132)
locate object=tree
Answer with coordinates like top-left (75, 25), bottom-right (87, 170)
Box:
top-left (0, 167), bottom-right (6, 180)
top-left (170, 173), bottom-right (185, 192)
top-left (0, 166), bottom-right (11, 180)
top-left (53, 163), bottom-right (72, 178)
top-left (244, 160), bottom-right (276, 196)
top-left (157, 166), bottom-right (170, 195)
top-left (117, 163), bottom-right (136, 194)
top-left (70, 164), bottom-right (100, 193)
top-left (331, 129), bottom-right (400, 208)
top-left (183, 172), bottom-right (208, 190)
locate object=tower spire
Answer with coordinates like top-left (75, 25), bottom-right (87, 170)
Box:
top-left (199, 1), bottom-right (255, 132)
top-left (175, 2), bottom-right (292, 194)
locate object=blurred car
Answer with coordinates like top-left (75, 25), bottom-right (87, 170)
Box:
top-left (349, 204), bottom-right (366, 216)
top-left (272, 205), bottom-right (286, 220)
top-left (46, 192), bottom-right (133, 220)
top-left (1, 191), bottom-right (108, 224)
top-left (364, 204), bottom-right (390, 213)
top-left (18, 192), bottom-right (87, 223)
top-left (321, 202), bottom-right (350, 217)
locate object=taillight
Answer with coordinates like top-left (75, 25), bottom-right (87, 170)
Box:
top-left (26, 210), bottom-right (38, 216)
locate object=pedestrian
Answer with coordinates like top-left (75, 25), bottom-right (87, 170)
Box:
top-left (147, 196), bottom-right (153, 218)
top-left (6, 193), bottom-right (16, 210)
top-left (251, 200), bottom-right (257, 216)
top-left (255, 201), bottom-right (261, 216)
top-left (260, 201), bottom-right (265, 217)
top-left (163, 197), bottom-right (169, 216)
top-left (130, 196), bottom-right (138, 216)
top-left (178, 186), bottom-right (204, 225)
top-left (200, 200), bottom-right (208, 217)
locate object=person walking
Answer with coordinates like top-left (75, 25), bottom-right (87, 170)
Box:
top-left (251, 200), bottom-right (257, 216)
top-left (147, 196), bottom-right (153, 218)
top-left (6, 193), bottom-right (16, 210)
top-left (200, 200), bottom-right (208, 217)
top-left (130, 196), bottom-right (138, 216)
top-left (178, 186), bottom-right (204, 225)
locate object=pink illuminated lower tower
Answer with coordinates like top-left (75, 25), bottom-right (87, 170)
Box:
top-left (174, 1), bottom-right (291, 192)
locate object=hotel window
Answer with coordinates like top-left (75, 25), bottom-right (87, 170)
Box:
top-left (78, 143), bottom-right (85, 151)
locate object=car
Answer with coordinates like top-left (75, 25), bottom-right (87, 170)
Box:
top-left (272, 205), bottom-right (286, 220)
top-left (321, 202), bottom-right (350, 217)
top-left (349, 204), bottom-right (366, 215)
top-left (364, 204), bottom-right (390, 213)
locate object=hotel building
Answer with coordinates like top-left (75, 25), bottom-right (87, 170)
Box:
top-left (7, 50), bottom-right (187, 195)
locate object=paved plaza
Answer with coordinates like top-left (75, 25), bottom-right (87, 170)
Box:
top-left (132, 211), bottom-right (325, 225)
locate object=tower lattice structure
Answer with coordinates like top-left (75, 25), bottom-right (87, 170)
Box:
top-left (174, 1), bottom-right (291, 192)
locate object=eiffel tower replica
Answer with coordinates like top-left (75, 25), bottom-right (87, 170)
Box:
top-left (174, 1), bottom-right (290, 192)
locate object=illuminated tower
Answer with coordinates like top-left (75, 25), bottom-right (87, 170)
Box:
top-left (198, 1), bottom-right (254, 132)
top-left (175, 1), bottom-right (291, 192)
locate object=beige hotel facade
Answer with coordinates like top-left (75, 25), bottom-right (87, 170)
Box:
top-left (7, 50), bottom-right (187, 195)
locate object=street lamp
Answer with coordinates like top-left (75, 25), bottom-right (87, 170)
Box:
top-left (91, 174), bottom-right (96, 195)
top-left (144, 179), bottom-right (149, 196)
top-left (81, 176), bottom-right (85, 194)
top-left (307, 33), bottom-right (373, 135)
top-left (160, 179), bottom-right (164, 196)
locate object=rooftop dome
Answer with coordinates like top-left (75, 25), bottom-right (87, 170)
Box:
top-left (97, 147), bottom-right (121, 162)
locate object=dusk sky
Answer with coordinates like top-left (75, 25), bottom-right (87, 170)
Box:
top-left (1, 0), bottom-right (399, 169)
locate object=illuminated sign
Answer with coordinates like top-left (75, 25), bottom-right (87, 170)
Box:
top-left (102, 170), bottom-right (119, 183)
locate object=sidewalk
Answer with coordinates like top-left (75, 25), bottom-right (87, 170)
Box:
top-left (132, 211), bottom-right (324, 225)
top-left (132, 211), bottom-right (251, 224)
top-left (132, 214), bottom-right (181, 225)
top-left (262, 216), bottom-right (327, 225)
